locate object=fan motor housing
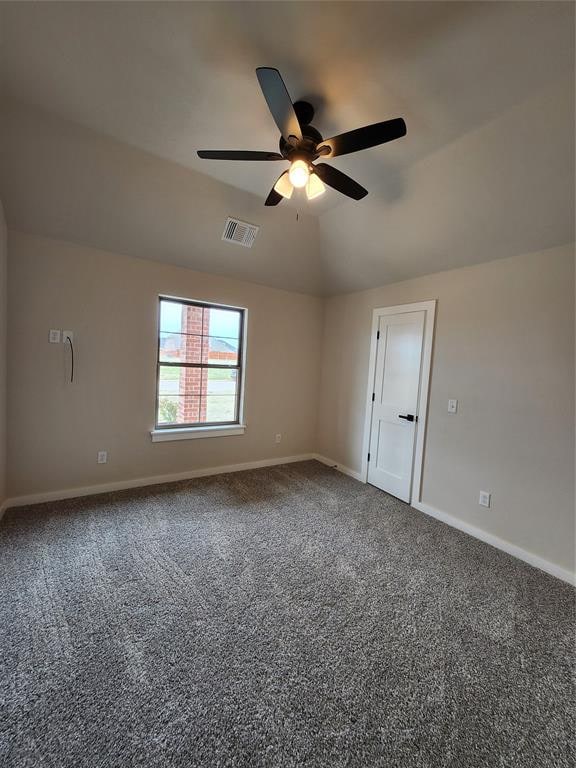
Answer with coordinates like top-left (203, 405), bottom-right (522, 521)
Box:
top-left (279, 102), bottom-right (324, 160)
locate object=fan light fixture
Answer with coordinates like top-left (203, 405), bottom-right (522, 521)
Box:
top-left (288, 159), bottom-right (310, 188)
top-left (197, 67), bottom-right (407, 206)
top-left (273, 169), bottom-right (326, 201)
top-left (306, 174), bottom-right (325, 200)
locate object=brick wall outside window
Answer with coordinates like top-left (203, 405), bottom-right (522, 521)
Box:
top-left (179, 305), bottom-right (208, 423)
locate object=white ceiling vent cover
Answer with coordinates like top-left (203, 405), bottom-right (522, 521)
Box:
top-left (222, 217), bottom-right (259, 248)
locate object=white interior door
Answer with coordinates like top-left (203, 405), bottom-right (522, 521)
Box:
top-left (367, 310), bottom-right (425, 502)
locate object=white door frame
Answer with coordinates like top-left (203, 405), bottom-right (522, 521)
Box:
top-left (361, 300), bottom-right (436, 505)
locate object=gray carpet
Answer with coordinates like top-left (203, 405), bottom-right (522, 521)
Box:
top-left (0, 460), bottom-right (574, 768)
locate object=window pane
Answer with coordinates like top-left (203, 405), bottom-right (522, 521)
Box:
top-left (204, 307), bottom-right (241, 339)
top-left (158, 365), bottom-right (180, 396)
top-left (157, 395), bottom-right (201, 425)
top-left (160, 300), bottom-right (205, 335)
top-left (206, 368), bottom-right (238, 396)
top-left (157, 299), bottom-right (244, 428)
top-left (159, 332), bottom-right (205, 364)
top-left (160, 300), bottom-right (181, 333)
top-left (207, 336), bottom-right (239, 366)
top-left (158, 365), bottom-right (203, 397)
top-left (204, 395), bottom-right (237, 423)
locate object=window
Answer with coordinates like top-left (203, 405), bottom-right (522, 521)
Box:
top-left (153, 297), bottom-right (246, 440)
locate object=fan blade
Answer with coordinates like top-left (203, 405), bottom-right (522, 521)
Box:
top-left (317, 118), bottom-right (406, 158)
top-left (256, 67), bottom-right (302, 143)
top-left (314, 164), bottom-right (368, 200)
top-left (265, 187), bottom-right (284, 206)
top-left (197, 150), bottom-right (283, 161)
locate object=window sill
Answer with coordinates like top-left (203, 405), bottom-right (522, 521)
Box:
top-left (150, 424), bottom-right (246, 443)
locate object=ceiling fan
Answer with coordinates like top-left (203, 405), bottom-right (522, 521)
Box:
top-left (197, 67), bottom-right (406, 206)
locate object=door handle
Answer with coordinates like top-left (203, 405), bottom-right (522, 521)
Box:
top-left (398, 414), bottom-right (417, 422)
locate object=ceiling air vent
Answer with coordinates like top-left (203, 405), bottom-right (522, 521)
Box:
top-left (222, 217), bottom-right (259, 248)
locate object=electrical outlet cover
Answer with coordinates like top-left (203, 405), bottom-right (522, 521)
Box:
top-left (479, 491), bottom-right (491, 508)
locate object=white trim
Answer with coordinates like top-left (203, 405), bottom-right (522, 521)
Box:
top-left (413, 500), bottom-right (575, 586)
top-left (313, 454), bottom-right (363, 481)
top-left (3, 460), bottom-right (573, 586)
top-left (238, 307), bottom-right (248, 427)
top-left (155, 295), bottom-right (248, 436)
top-left (151, 424), bottom-right (246, 442)
top-left (361, 300), bottom-right (437, 504)
top-left (317, 457), bottom-right (575, 585)
top-left (2, 454), bottom-right (316, 510)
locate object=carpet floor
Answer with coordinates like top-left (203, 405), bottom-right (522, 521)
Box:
top-left (0, 460), bottom-right (574, 767)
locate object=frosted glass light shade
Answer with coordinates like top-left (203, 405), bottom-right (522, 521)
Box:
top-left (306, 174), bottom-right (326, 200)
top-left (274, 173), bottom-right (293, 199)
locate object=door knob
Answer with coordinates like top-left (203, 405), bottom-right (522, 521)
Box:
top-left (398, 414), bottom-right (416, 422)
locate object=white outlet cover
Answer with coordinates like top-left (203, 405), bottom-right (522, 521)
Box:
top-left (62, 330), bottom-right (74, 343)
top-left (275, 434), bottom-right (282, 443)
top-left (448, 399), bottom-right (458, 414)
top-left (97, 451), bottom-right (108, 464)
top-left (479, 491), bottom-right (491, 508)
top-left (49, 329), bottom-right (61, 343)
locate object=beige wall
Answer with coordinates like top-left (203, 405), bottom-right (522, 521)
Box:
top-left (318, 245), bottom-right (575, 572)
top-left (0, 202), bottom-right (7, 506)
top-left (7, 231), bottom-right (323, 497)
top-left (5, 230), bottom-right (575, 574)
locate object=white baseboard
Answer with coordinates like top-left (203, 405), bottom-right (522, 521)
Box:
top-left (412, 500), bottom-right (575, 587)
top-left (3, 458), bottom-right (573, 587)
top-left (313, 459), bottom-right (574, 586)
top-left (313, 454), bottom-right (364, 482)
top-left (1, 453), bottom-right (317, 512)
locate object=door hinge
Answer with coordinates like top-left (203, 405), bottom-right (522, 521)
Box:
top-left (367, 452), bottom-right (371, 462)
top-left (372, 392), bottom-right (375, 402)
top-left (376, 330), bottom-right (380, 340)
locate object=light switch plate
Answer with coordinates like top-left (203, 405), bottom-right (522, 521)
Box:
top-left (49, 329), bottom-right (61, 343)
top-left (97, 451), bottom-right (108, 464)
top-left (448, 399), bottom-right (458, 414)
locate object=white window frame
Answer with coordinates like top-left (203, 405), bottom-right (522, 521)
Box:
top-left (151, 295), bottom-right (247, 443)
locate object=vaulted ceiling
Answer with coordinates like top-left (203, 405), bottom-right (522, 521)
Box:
top-left (0, 1), bottom-right (573, 295)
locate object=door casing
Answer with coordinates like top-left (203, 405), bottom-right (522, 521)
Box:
top-left (361, 300), bottom-right (436, 505)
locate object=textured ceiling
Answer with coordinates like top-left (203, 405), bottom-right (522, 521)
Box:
top-left (0, 1), bottom-right (573, 294)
